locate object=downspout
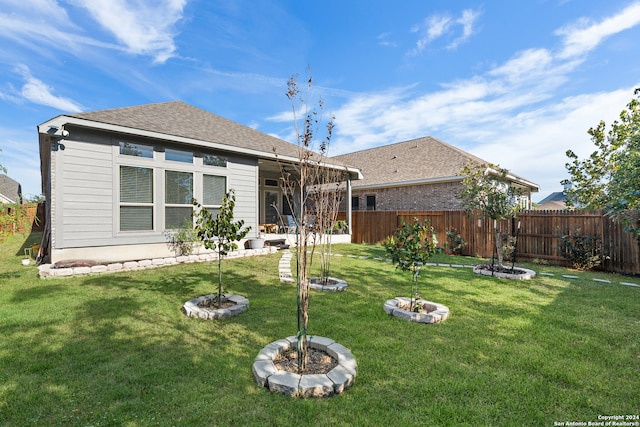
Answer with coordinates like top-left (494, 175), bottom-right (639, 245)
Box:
top-left (346, 176), bottom-right (352, 235)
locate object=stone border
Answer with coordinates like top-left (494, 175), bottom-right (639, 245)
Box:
top-left (252, 335), bottom-right (357, 397)
top-left (182, 294), bottom-right (249, 320)
top-left (308, 277), bottom-right (348, 291)
top-left (383, 297), bottom-right (449, 324)
top-left (473, 265), bottom-right (536, 280)
top-left (38, 247), bottom-right (277, 279)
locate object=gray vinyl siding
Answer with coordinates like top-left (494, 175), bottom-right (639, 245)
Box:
top-left (53, 127), bottom-right (261, 249)
top-left (228, 156), bottom-right (259, 238)
top-left (55, 135), bottom-right (114, 248)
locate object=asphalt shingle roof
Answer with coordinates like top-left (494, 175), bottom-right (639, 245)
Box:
top-left (68, 101), bottom-right (303, 159)
top-left (0, 174), bottom-right (21, 204)
top-left (332, 136), bottom-right (492, 188)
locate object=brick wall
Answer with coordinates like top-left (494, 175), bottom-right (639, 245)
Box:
top-left (351, 182), bottom-right (465, 211)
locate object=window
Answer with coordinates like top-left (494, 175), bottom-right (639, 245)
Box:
top-left (203, 174), bottom-right (226, 216)
top-left (366, 195), bottom-right (376, 211)
top-left (120, 166), bottom-right (153, 231)
top-left (120, 141), bottom-right (153, 158)
top-left (166, 148), bottom-right (193, 163)
top-left (203, 153), bottom-right (227, 167)
top-left (352, 196), bottom-right (360, 211)
top-left (165, 170), bottom-right (193, 229)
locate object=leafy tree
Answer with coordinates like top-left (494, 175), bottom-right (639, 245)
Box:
top-left (384, 218), bottom-right (437, 312)
top-left (192, 190), bottom-right (250, 309)
top-left (563, 88), bottom-right (640, 240)
top-left (457, 162), bottom-right (522, 266)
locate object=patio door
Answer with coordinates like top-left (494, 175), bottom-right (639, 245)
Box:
top-left (263, 190), bottom-right (279, 224)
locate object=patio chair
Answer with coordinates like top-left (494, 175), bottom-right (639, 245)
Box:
top-left (281, 215), bottom-right (298, 234)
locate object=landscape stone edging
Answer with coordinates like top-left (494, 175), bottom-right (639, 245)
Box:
top-left (383, 297), bottom-right (450, 324)
top-left (252, 335), bottom-right (357, 397)
top-left (182, 294), bottom-right (249, 320)
top-left (38, 246), bottom-right (278, 279)
top-left (308, 277), bottom-right (348, 291)
top-left (472, 265), bottom-right (536, 280)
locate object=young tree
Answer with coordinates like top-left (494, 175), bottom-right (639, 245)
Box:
top-left (457, 162), bottom-right (522, 267)
top-left (307, 167), bottom-right (347, 285)
top-left (563, 88), bottom-right (640, 241)
top-left (384, 218), bottom-right (437, 312)
top-left (192, 190), bottom-right (251, 308)
top-left (276, 71), bottom-right (342, 372)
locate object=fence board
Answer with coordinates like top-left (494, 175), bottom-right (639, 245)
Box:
top-left (347, 209), bottom-right (640, 275)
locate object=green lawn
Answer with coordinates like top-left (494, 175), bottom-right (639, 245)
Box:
top-left (1, 233), bottom-right (638, 426)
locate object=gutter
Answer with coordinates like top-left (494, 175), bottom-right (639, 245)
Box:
top-left (38, 116), bottom-right (363, 181)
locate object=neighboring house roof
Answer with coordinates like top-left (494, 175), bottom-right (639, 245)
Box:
top-left (40, 101), bottom-right (362, 179)
top-left (0, 174), bottom-right (22, 204)
top-left (332, 136), bottom-right (539, 191)
top-left (536, 191), bottom-right (567, 210)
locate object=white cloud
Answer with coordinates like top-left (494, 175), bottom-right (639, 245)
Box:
top-left (447, 8), bottom-right (481, 50)
top-left (1, 0), bottom-right (71, 23)
top-left (329, 4), bottom-right (640, 196)
top-left (467, 89), bottom-right (635, 197)
top-left (409, 8), bottom-right (480, 55)
top-left (0, 125), bottom-right (44, 197)
top-left (377, 32), bottom-right (397, 47)
top-left (556, 1), bottom-right (640, 59)
top-left (0, 1), bottom-right (119, 59)
top-left (71, 0), bottom-right (187, 63)
top-left (0, 0), bottom-right (185, 63)
top-left (15, 64), bottom-right (83, 112)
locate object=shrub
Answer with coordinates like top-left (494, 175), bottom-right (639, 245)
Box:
top-left (532, 258), bottom-right (549, 265)
top-left (559, 227), bottom-right (604, 270)
top-left (384, 218), bottom-right (438, 311)
top-left (501, 233), bottom-right (517, 262)
top-left (164, 219), bottom-right (198, 256)
top-left (445, 228), bottom-right (466, 255)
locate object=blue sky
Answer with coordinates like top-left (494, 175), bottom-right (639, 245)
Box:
top-left (1, 0), bottom-right (640, 201)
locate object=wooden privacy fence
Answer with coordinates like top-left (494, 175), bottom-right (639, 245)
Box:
top-left (342, 209), bottom-right (640, 275)
top-left (0, 202), bottom-right (44, 234)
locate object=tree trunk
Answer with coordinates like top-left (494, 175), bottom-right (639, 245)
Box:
top-left (217, 251), bottom-right (223, 309)
top-left (296, 219), bottom-right (309, 372)
top-left (494, 228), bottom-right (504, 267)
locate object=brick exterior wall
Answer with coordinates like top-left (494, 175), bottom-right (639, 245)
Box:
top-left (349, 181), bottom-right (466, 211)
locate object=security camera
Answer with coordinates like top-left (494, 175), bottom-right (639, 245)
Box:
top-left (61, 129), bottom-right (69, 137)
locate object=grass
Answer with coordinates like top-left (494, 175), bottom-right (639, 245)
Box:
top-left (1, 233), bottom-right (639, 426)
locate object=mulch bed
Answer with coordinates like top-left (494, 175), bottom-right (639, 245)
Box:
top-left (274, 348), bottom-right (338, 374)
top-left (475, 264), bottom-right (528, 275)
top-left (197, 297), bottom-right (236, 310)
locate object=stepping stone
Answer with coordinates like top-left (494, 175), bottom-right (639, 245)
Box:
top-left (621, 282), bottom-right (640, 288)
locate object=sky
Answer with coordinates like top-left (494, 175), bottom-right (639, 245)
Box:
top-left (1, 0), bottom-right (640, 202)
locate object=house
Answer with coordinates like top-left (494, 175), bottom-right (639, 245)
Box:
top-left (0, 174), bottom-right (22, 204)
top-left (37, 101), bottom-right (361, 264)
top-left (332, 137), bottom-right (539, 211)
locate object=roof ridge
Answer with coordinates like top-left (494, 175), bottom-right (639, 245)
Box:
top-left (332, 136), bottom-right (437, 157)
top-left (69, 100), bottom-right (186, 117)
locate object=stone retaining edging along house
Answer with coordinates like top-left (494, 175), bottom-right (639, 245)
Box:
top-left (38, 246), bottom-right (278, 279)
